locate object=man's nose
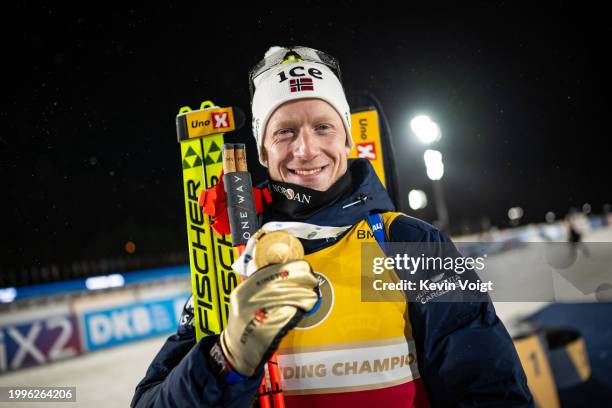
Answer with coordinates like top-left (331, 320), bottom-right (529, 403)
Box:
top-left (292, 128), bottom-right (319, 160)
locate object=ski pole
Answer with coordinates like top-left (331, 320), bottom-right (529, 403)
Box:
top-left (222, 143), bottom-right (285, 408)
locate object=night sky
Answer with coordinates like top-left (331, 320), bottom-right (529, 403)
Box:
top-left (3, 3), bottom-right (610, 270)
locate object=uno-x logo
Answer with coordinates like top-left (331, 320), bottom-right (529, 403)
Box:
top-left (357, 142), bottom-right (376, 160)
top-left (211, 111), bottom-right (230, 129)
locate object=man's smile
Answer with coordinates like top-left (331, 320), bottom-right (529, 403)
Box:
top-left (287, 165), bottom-right (327, 177)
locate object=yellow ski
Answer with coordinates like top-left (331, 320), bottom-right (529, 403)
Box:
top-left (176, 101), bottom-right (243, 341)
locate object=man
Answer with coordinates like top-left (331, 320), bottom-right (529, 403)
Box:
top-left (132, 46), bottom-right (533, 407)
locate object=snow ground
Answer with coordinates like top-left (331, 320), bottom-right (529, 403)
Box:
top-left (0, 334), bottom-right (166, 408)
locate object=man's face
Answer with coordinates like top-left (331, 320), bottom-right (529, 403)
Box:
top-left (262, 98), bottom-right (350, 191)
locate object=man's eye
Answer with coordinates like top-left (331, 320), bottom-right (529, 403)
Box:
top-left (274, 129), bottom-right (295, 138)
top-left (315, 123), bottom-right (333, 132)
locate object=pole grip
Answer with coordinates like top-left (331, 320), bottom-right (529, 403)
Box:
top-left (223, 172), bottom-right (258, 246)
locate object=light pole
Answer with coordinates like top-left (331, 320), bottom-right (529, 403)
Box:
top-left (423, 149), bottom-right (450, 232)
top-left (408, 189), bottom-right (428, 211)
top-left (411, 115), bottom-right (449, 232)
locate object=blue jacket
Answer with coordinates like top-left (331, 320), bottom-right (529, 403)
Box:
top-left (131, 159), bottom-right (533, 407)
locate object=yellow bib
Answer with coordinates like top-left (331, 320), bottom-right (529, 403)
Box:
top-left (277, 212), bottom-right (421, 396)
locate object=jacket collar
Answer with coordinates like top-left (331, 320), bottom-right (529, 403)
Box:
top-left (262, 158), bottom-right (395, 227)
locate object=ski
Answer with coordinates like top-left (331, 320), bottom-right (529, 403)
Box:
top-left (175, 100), bottom-right (244, 341)
top-left (348, 91), bottom-right (400, 208)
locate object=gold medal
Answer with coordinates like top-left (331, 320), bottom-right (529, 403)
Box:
top-left (253, 231), bottom-right (304, 268)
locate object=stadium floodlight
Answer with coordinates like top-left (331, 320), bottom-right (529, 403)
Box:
top-left (411, 115), bottom-right (441, 144)
top-left (86, 274), bottom-right (125, 291)
top-left (423, 149), bottom-right (444, 180)
top-left (582, 203), bottom-right (591, 214)
top-left (508, 207), bottom-right (524, 221)
top-left (408, 189), bottom-right (428, 210)
top-left (0, 287), bottom-right (17, 303)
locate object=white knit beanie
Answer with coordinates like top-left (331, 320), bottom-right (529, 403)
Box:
top-left (251, 46), bottom-right (353, 167)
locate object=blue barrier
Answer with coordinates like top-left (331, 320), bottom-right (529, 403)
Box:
top-left (7, 265), bottom-right (190, 302)
top-left (82, 294), bottom-right (189, 351)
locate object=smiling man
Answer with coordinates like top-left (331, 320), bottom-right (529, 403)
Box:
top-left (132, 46), bottom-right (533, 408)
top-left (262, 99), bottom-right (349, 191)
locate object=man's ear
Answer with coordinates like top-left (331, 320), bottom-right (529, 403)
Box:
top-left (261, 148), bottom-right (268, 166)
top-left (345, 131), bottom-right (353, 155)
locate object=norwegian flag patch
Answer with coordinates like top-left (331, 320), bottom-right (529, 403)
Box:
top-left (289, 77), bottom-right (314, 93)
